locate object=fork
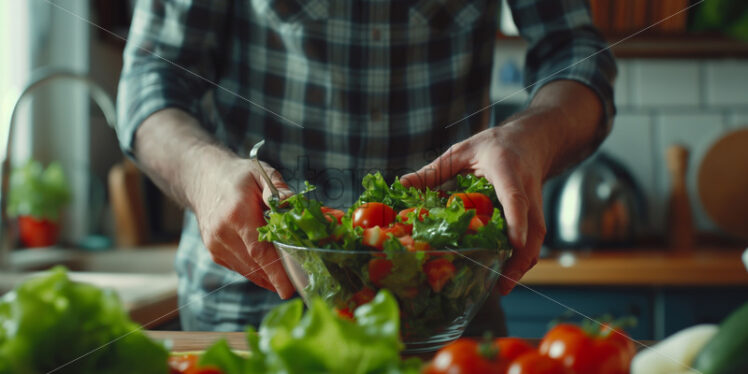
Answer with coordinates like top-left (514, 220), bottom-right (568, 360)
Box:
top-left (249, 139), bottom-right (280, 206)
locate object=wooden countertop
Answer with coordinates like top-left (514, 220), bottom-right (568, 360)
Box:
top-left (149, 331), bottom-right (249, 352)
top-left (521, 247), bottom-right (748, 286)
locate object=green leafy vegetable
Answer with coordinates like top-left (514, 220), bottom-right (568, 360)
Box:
top-left (0, 267), bottom-right (169, 374)
top-left (7, 160), bottom-right (71, 221)
top-left (199, 290), bottom-right (422, 374)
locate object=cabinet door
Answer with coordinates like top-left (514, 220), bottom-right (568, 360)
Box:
top-left (661, 287), bottom-right (748, 336)
top-left (501, 286), bottom-right (654, 340)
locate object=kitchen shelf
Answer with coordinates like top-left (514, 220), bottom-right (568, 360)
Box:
top-left (497, 33), bottom-right (748, 59)
top-left (521, 247), bottom-right (748, 286)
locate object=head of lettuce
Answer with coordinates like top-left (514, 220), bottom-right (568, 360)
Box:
top-left (0, 266), bottom-right (169, 374)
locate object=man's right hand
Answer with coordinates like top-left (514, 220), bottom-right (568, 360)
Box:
top-left (133, 108), bottom-right (295, 299)
top-left (188, 156), bottom-right (296, 299)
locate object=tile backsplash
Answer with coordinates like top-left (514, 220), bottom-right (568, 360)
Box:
top-left (492, 44), bottom-right (748, 237)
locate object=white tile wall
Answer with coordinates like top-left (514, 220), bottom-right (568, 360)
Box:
top-left (705, 60), bottom-right (748, 107)
top-left (727, 112), bottom-right (748, 129)
top-left (614, 61), bottom-right (631, 107)
top-left (631, 60), bottom-right (701, 107)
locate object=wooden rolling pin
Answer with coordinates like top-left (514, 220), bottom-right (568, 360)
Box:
top-left (666, 145), bottom-right (694, 251)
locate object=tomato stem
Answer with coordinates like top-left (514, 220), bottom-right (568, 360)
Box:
top-left (478, 332), bottom-right (498, 361)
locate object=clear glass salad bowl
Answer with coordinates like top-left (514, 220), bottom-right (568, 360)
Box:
top-left (274, 241), bottom-right (512, 353)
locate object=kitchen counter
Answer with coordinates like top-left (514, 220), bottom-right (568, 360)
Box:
top-left (522, 247), bottom-right (748, 286)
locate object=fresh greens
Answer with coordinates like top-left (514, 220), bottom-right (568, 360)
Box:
top-left (7, 160), bottom-right (71, 220)
top-left (199, 290), bottom-right (422, 374)
top-left (259, 172), bottom-right (512, 349)
top-left (0, 267), bottom-right (169, 374)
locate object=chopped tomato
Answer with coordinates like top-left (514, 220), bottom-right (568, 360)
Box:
top-left (398, 235), bottom-right (431, 252)
top-left (389, 222), bottom-right (412, 236)
top-left (352, 287), bottom-right (376, 306)
top-left (448, 192), bottom-right (493, 216)
top-left (507, 351), bottom-right (572, 374)
top-left (352, 202), bottom-right (396, 228)
top-left (368, 258), bottom-right (393, 287)
top-left (336, 307), bottom-right (354, 320)
top-left (397, 207), bottom-right (429, 223)
top-left (320, 206), bottom-right (345, 223)
top-left (468, 214), bottom-right (492, 233)
top-left (362, 223), bottom-right (410, 250)
top-left (168, 354), bottom-right (223, 374)
top-left (423, 258), bottom-right (456, 292)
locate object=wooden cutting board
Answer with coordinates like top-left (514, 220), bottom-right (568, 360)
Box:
top-left (697, 128), bottom-right (748, 240)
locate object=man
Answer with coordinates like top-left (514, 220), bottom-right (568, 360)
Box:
top-left (117, 0), bottom-right (616, 332)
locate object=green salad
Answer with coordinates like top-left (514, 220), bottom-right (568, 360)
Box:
top-left (258, 173), bottom-right (513, 343)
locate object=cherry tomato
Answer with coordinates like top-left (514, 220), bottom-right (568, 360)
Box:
top-left (397, 207), bottom-right (429, 223)
top-left (398, 235), bottom-right (431, 252)
top-left (352, 202), bottom-right (396, 228)
top-left (447, 193), bottom-right (493, 216)
top-left (538, 323), bottom-right (635, 374)
top-left (168, 354), bottom-right (223, 374)
top-left (320, 206), bottom-right (345, 223)
top-left (368, 258), bottom-right (392, 286)
top-left (362, 223), bottom-right (410, 249)
top-left (352, 287), bottom-right (376, 306)
top-left (496, 337), bottom-right (534, 363)
top-left (507, 351), bottom-right (572, 374)
top-left (424, 338), bottom-right (507, 374)
top-left (336, 307), bottom-right (354, 320)
top-left (468, 214), bottom-right (492, 233)
top-left (423, 258), bottom-right (456, 292)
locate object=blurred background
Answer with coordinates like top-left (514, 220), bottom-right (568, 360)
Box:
top-left (0, 0), bottom-right (746, 338)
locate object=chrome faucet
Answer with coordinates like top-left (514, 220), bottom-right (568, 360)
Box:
top-left (0, 68), bottom-right (117, 269)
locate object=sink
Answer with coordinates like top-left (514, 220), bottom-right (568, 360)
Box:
top-left (0, 245), bottom-right (180, 327)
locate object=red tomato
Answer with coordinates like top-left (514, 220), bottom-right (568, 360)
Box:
top-left (424, 338), bottom-right (507, 374)
top-left (538, 323), bottom-right (635, 374)
top-left (168, 355), bottom-right (223, 374)
top-left (468, 214), bottom-right (492, 233)
top-left (368, 258), bottom-right (392, 286)
top-left (18, 215), bottom-right (59, 247)
top-left (507, 351), bottom-right (572, 374)
top-left (336, 307), bottom-right (354, 320)
top-left (398, 235), bottom-right (431, 252)
top-left (352, 287), bottom-right (376, 306)
top-left (362, 223), bottom-right (410, 250)
top-left (447, 193), bottom-right (493, 216)
top-left (423, 258), bottom-right (456, 292)
top-left (397, 207), bottom-right (429, 223)
top-left (320, 206), bottom-right (344, 223)
top-left (496, 337), bottom-right (535, 364)
top-left (352, 202), bottom-right (396, 228)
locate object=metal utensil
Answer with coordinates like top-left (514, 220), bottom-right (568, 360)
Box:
top-left (249, 140), bottom-right (280, 206)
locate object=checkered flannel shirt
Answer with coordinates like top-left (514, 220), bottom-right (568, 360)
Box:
top-left (117, 0), bottom-right (616, 331)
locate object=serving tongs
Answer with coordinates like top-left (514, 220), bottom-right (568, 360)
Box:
top-left (250, 139), bottom-right (297, 219)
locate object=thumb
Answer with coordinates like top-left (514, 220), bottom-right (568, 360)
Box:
top-left (400, 141), bottom-right (472, 189)
top-left (254, 161), bottom-right (293, 206)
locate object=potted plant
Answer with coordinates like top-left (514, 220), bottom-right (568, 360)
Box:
top-left (7, 160), bottom-right (71, 248)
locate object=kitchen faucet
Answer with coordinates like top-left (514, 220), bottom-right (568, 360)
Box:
top-left (0, 68), bottom-right (117, 269)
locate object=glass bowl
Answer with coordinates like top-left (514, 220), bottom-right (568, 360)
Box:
top-left (274, 242), bottom-right (512, 353)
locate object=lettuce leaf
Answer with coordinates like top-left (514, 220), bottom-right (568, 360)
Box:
top-left (199, 290), bottom-right (421, 374)
top-left (0, 267), bottom-right (169, 374)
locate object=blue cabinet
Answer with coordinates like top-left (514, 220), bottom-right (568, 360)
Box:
top-left (501, 286), bottom-right (748, 340)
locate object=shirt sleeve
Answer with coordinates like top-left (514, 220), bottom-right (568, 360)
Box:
top-left (508, 0), bottom-right (617, 138)
top-left (116, 0), bottom-right (229, 158)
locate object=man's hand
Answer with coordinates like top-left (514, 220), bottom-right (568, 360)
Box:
top-left (133, 108), bottom-right (295, 299)
top-left (188, 156), bottom-right (296, 299)
top-left (401, 80), bottom-right (604, 295)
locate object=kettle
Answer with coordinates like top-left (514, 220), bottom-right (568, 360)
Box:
top-left (544, 152), bottom-right (647, 249)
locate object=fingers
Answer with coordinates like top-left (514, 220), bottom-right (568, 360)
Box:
top-left (255, 161), bottom-right (294, 206)
top-left (212, 227), bottom-right (277, 292)
top-left (498, 182), bottom-right (545, 295)
top-left (400, 141), bottom-right (472, 189)
top-left (485, 165), bottom-right (529, 251)
top-left (247, 240), bottom-right (296, 299)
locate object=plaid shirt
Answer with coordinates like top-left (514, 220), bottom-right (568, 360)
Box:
top-left (117, 0), bottom-right (616, 331)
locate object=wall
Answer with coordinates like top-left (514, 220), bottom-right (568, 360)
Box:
top-left (491, 40), bottom-right (748, 239)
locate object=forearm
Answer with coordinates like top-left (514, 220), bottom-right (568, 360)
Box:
top-left (526, 80), bottom-right (604, 178)
top-left (132, 108), bottom-right (237, 210)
